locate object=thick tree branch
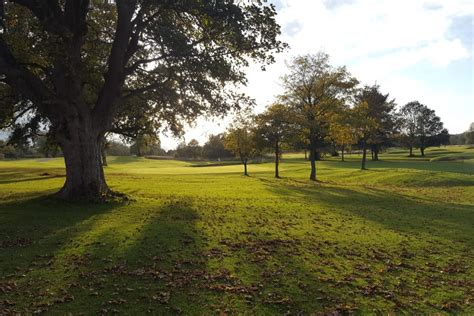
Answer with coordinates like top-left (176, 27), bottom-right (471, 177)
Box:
top-left (0, 35), bottom-right (56, 121)
top-left (92, 0), bottom-right (137, 132)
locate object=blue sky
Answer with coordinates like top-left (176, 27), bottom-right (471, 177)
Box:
top-left (161, 0), bottom-right (473, 149)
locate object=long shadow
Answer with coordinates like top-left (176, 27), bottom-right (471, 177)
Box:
top-left (262, 178), bottom-right (474, 247)
top-left (0, 197), bottom-right (209, 314)
top-left (325, 159), bottom-right (474, 175)
top-left (0, 174), bottom-right (65, 185)
top-left (0, 198), bottom-right (125, 311)
top-left (0, 167), bottom-right (66, 184)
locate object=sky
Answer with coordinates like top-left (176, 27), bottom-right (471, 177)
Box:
top-left (0, 1), bottom-right (472, 147)
top-left (160, 0), bottom-right (474, 150)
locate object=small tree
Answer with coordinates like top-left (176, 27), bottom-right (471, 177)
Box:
top-left (329, 121), bottom-right (356, 162)
top-left (352, 101), bottom-right (378, 170)
top-left (224, 115), bottom-right (257, 176)
top-left (254, 103), bottom-right (295, 178)
top-left (399, 101), bottom-right (445, 156)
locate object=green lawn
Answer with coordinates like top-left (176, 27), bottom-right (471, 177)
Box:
top-left (1, 146), bottom-right (473, 314)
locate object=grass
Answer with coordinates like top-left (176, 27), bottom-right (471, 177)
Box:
top-left (0, 145), bottom-right (473, 314)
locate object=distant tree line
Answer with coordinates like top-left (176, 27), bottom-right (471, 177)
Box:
top-left (449, 123), bottom-right (474, 145)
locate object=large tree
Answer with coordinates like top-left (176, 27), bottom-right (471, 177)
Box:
top-left (280, 52), bottom-right (358, 181)
top-left (0, 1), bottom-right (284, 200)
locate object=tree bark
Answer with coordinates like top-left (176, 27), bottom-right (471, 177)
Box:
top-left (56, 130), bottom-right (109, 201)
top-left (100, 138), bottom-right (108, 167)
top-left (372, 144), bottom-right (379, 161)
top-left (420, 147), bottom-right (425, 157)
top-left (275, 140), bottom-right (280, 178)
top-left (304, 150), bottom-right (307, 160)
top-left (409, 146), bottom-right (413, 157)
top-left (243, 158), bottom-right (248, 176)
top-left (361, 139), bottom-right (367, 170)
top-left (341, 147), bottom-right (345, 162)
top-left (309, 145), bottom-right (316, 181)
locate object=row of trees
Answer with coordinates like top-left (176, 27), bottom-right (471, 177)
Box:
top-left (221, 53), bottom-right (449, 180)
top-left (174, 135), bottom-right (234, 160)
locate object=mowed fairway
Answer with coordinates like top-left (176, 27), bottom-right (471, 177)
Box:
top-left (1, 146), bottom-right (473, 314)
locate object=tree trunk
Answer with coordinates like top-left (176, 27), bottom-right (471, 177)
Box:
top-left (102, 148), bottom-right (108, 166)
top-left (56, 129), bottom-right (109, 201)
top-left (275, 140), bottom-right (280, 178)
top-left (372, 145), bottom-right (379, 161)
top-left (371, 147), bottom-right (374, 160)
top-left (420, 137), bottom-right (426, 157)
top-left (341, 147), bottom-right (345, 162)
top-left (100, 138), bottom-right (108, 167)
top-left (304, 150), bottom-right (307, 160)
top-left (243, 158), bottom-right (248, 176)
top-left (409, 146), bottom-right (413, 157)
top-left (361, 139), bottom-right (367, 170)
top-left (309, 145), bottom-right (316, 181)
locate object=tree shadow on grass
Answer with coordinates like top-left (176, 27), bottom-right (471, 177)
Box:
top-left (1, 197), bottom-right (213, 314)
top-left (324, 159), bottom-right (474, 175)
top-left (262, 178), bottom-right (474, 247)
top-left (0, 196), bottom-right (125, 273)
top-left (0, 174), bottom-right (65, 185)
top-left (1, 194), bottom-right (376, 314)
top-left (0, 167), bottom-right (66, 185)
